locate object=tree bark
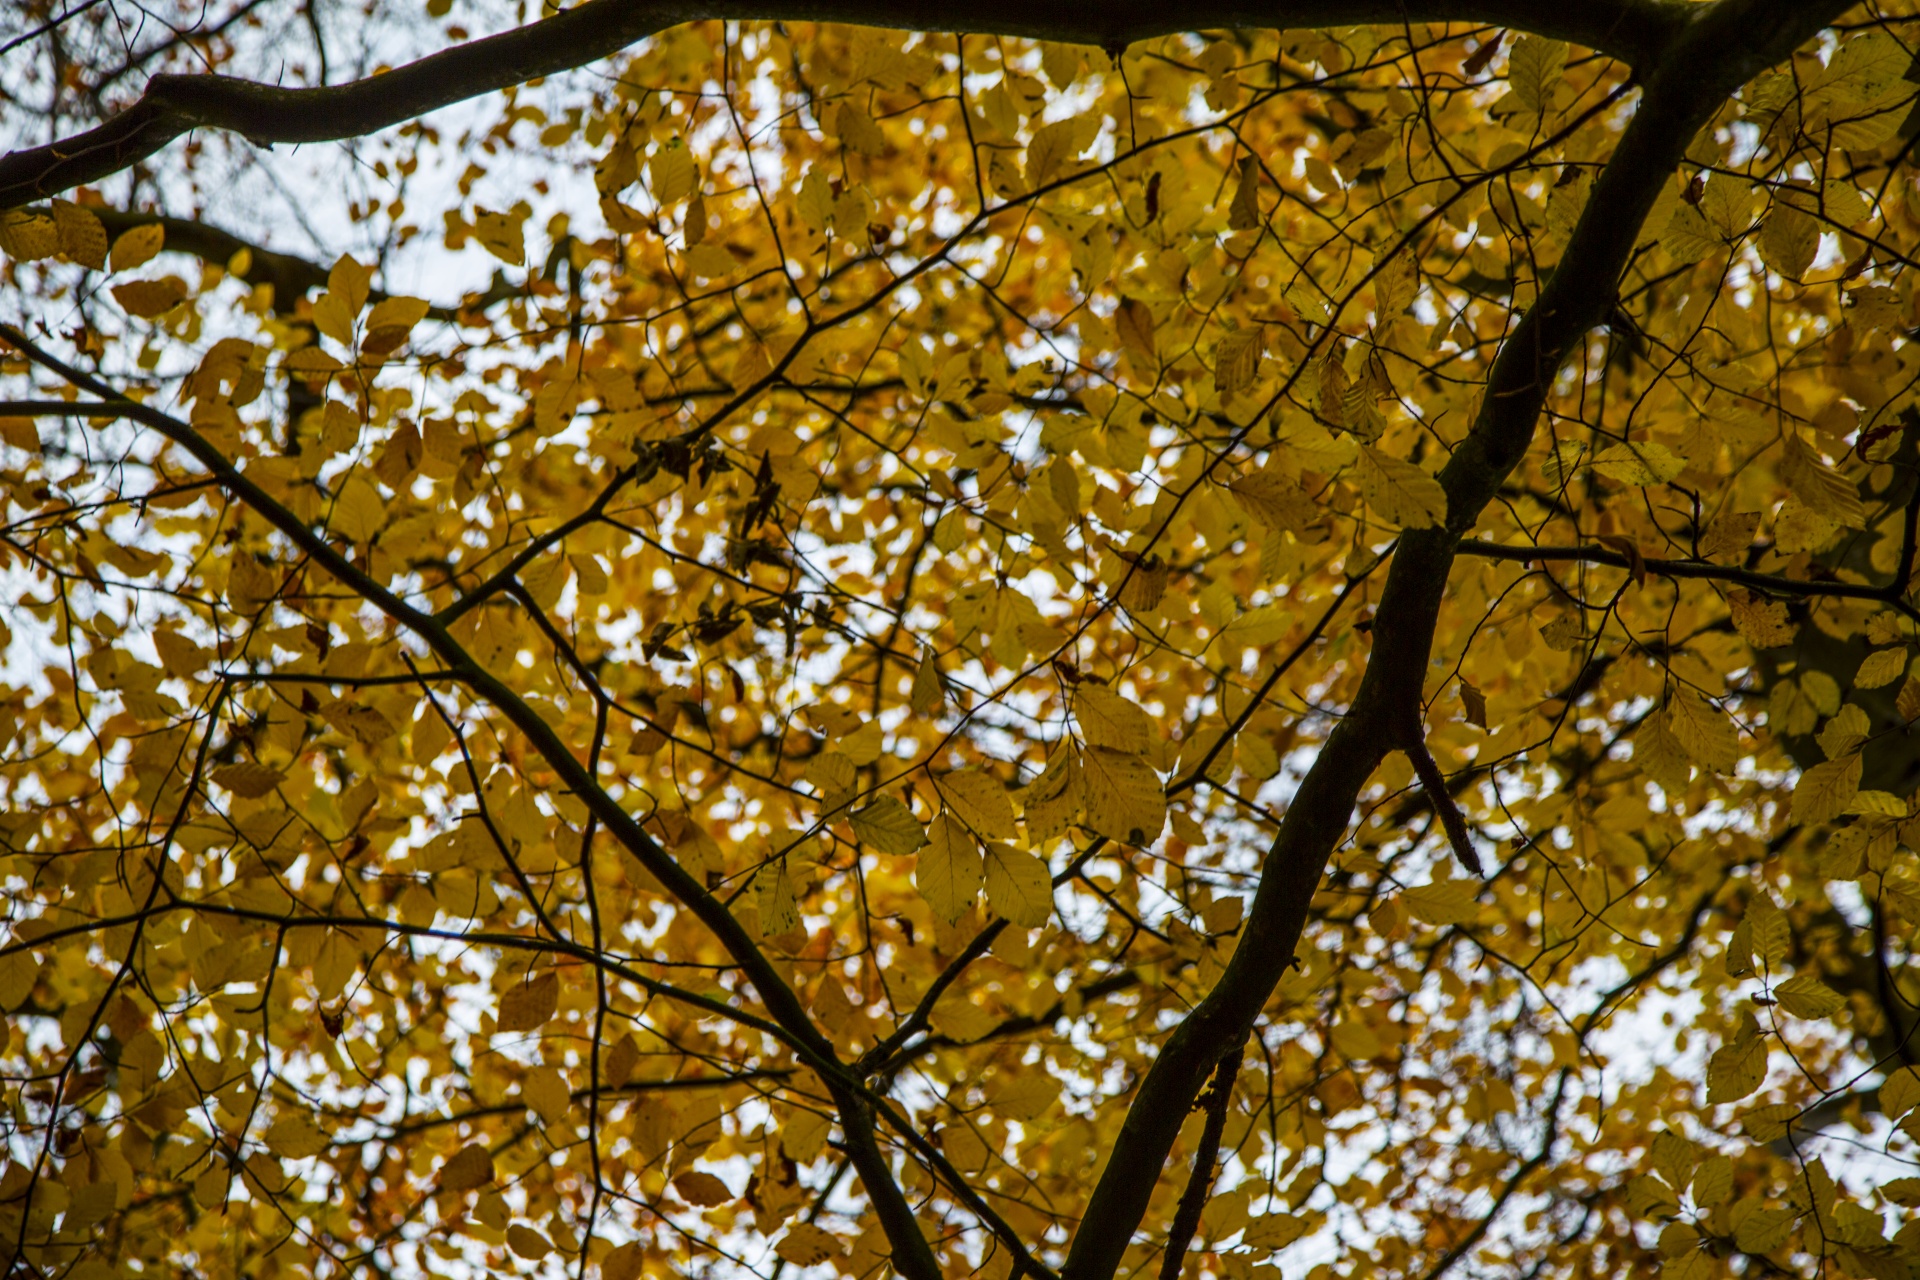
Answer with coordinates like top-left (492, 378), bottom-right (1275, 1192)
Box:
top-left (0, 0), bottom-right (1690, 210)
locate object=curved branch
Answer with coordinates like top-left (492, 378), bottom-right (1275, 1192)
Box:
top-left (1, 0), bottom-right (1690, 210)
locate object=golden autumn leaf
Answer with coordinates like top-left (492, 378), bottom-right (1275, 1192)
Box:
top-left (1079, 746), bottom-right (1165, 846)
top-left (496, 971), bottom-right (559, 1034)
top-left (107, 221), bottom-right (164, 271)
top-left (438, 1145), bottom-right (493, 1192)
top-left (916, 813), bottom-right (984, 924)
top-left (1356, 444), bottom-right (1448, 529)
top-left (672, 1170), bottom-right (733, 1206)
top-left (982, 843), bottom-right (1052, 927)
top-left (774, 1224), bottom-right (846, 1266)
top-left (1791, 752), bottom-right (1862, 825)
top-left (110, 277), bottom-right (188, 317)
top-left (936, 769), bottom-right (1018, 840)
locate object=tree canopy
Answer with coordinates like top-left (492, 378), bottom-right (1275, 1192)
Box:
top-left (5, 0), bottom-right (1920, 1278)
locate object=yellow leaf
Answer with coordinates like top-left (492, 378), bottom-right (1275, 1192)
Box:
top-left (1506, 35), bottom-right (1567, 114)
top-left (330, 474), bottom-right (387, 543)
top-left (1730, 1203), bottom-right (1794, 1254)
top-left (438, 1144), bottom-right (493, 1191)
top-left (1746, 894), bottom-right (1790, 968)
top-left (1882, 1066), bottom-right (1920, 1118)
top-left (1079, 745), bottom-right (1165, 846)
top-left (264, 1112), bottom-right (329, 1160)
top-left (0, 416), bottom-right (38, 452)
top-left (1625, 1173), bottom-right (1680, 1221)
top-left (1856, 647), bottom-right (1909, 690)
top-left (780, 1108), bottom-right (832, 1162)
top-left (1778, 433), bottom-right (1865, 528)
top-left (840, 718), bottom-right (885, 765)
top-left (108, 222), bottom-right (165, 271)
top-left (51, 200), bottom-right (107, 270)
top-left (1025, 118), bottom-right (1077, 188)
top-left (755, 859), bottom-right (800, 937)
top-left (828, 103), bottom-right (888, 157)
top-left (1848, 789), bottom-right (1907, 817)
top-left (1704, 1033), bottom-right (1766, 1104)
top-left (910, 651), bottom-right (945, 714)
top-left (1074, 684), bottom-right (1156, 754)
top-left (1728, 590), bottom-right (1796, 648)
top-left (673, 1170), bottom-right (732, 1207)
top-left (1665, 690), bottom-right (1739, 772)
top-left (0, 210), bottom-right (58, 261)
top-left (1758, 201), bottom-right (1818, 280)
top-left (505, 1225), bottom-right (552, 1261)
top-left (774, 1224), bottom-right (845, 1266)
top-left (1213, 327), bottom-right (1264, 398)
top-left (1218, 604), bottom-right (1291, 651)
top-left (1772, 972), bottom-right (1844, 1019)
top-left (685, 242), bottom-right (737, 279)
top-left (1633, 712), bottom-right (1692, 794)
top-left (534, 376), bottom-right (579, 436)
top-left (1690, 1156), bottom-right (1734, 1208)
top-left (1402, 878), bottom-right (1477, 926)
top-left (983, 843), bottom-right (1051, 928)
top-left (474, 208), bottom-right (526, 265)
top-left (328, 254), bottom-right (371, 314)
top-left (522, 1064), bottom-right (571, 1125)
top-left (1116, 297), bottom-right (1158, 370)
top-left (984, 1067), bottom-right (1058, 1119)
top-left (1816, 703), bottom-right (1869, 759)
top-left (1790, 752), bottom-right (1861, 825)
top-left (915, 813), bottom-right (983, 924)
top-left (850, 796), bottom-right (927, 856)
top-left (1228, 469), bottom-right (1318, 532)
top-left (110, 277), bottom-right (187, 318)
top-left (496, 971), bottom-right (559, 1034)
top-left (937, 769), bottom-right (1018, 839)
top-left (1330, 1018), bottom-right (1382, 1061)
top-left (1590, 441), bottom-right (1685, 486)
top-left (284, 346), bottom-right (345, 374)
top-left (1660, 204), bottom-right (1720, 263)
top-left (1023, 749), bottom-right (1082, 844)
top-left (211, 762), bottom-right (285, 799)
top-left (1357, 444), bottom-right (1448, 529)
top-left (365, 295), bottom-right (430, 339)
top-left (647, 141), bottom-right (698, 203)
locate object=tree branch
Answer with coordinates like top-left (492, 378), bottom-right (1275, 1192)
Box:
top-left (1056, 3), bottom-right (1855, 1278)
top-left (0, 0), bottom-right (1691, 210)
top-left (9, 206), bottom-right (514, 318)
top-left (1402, 726), bottom-right (1484, 876)
top-left (1157, 1040), bottom-right (1245, 1280)
top-left (1457, 539), bottom-right (1920, 618)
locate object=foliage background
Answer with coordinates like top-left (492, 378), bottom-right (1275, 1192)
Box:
top-left (4, 2), bottom-right (1920, 1279)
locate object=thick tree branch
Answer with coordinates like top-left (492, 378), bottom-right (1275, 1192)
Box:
top-left (1057, 3), bottom-right (1856, 1278)
top-left (0, 0), bottom-right (1689, 210)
